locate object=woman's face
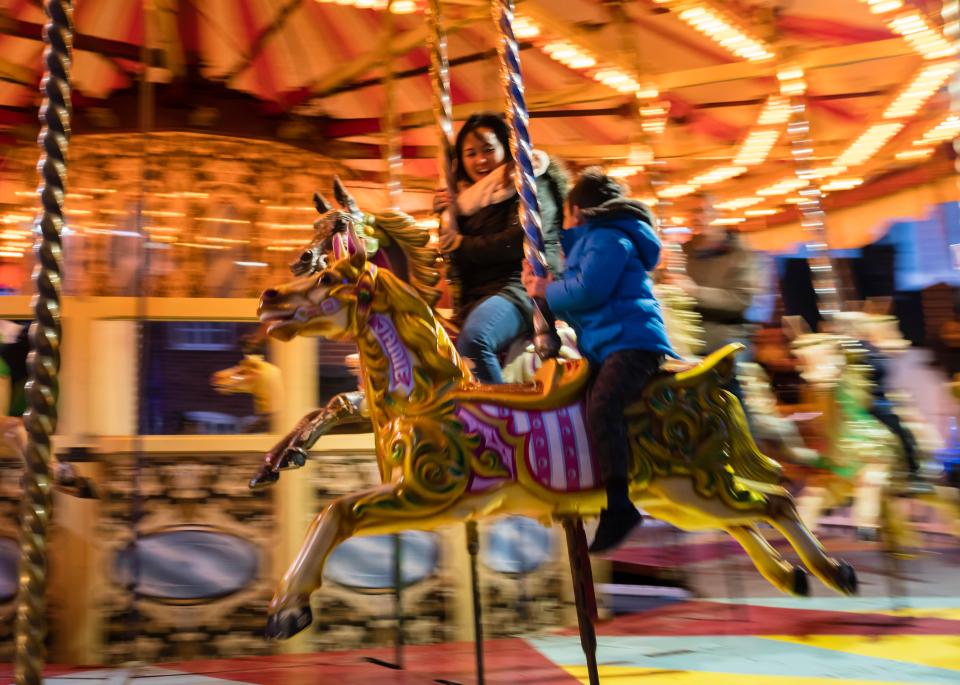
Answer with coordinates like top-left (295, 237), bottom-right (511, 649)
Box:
top-left (461, 127), bottom-right (507, 183)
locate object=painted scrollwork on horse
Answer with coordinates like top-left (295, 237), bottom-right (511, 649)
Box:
top-left (257, 223), bottom-right (857, 640)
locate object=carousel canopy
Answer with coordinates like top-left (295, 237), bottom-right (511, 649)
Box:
top-left (0, 0), bottom-right (956, 259)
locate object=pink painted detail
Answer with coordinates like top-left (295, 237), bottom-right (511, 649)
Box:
top-left (459, 402), bottom-right (599, 494)
top-left (368, 314), bottom-right (414, 396)
top-left (458, 406), bottom-right (517, 493)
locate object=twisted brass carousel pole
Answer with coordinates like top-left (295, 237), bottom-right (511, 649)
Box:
top-left (14, 1), bottom-right (73, 684)
top-left (493, 0), bottom-right (561, 360)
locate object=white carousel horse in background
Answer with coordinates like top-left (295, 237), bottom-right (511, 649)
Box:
top-left (790, 318), bottom-right (960, 548)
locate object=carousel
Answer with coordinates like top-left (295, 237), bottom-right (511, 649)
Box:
top-left (0, 1), bottom-right (958, 684)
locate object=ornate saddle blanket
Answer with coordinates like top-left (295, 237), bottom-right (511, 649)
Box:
top-left (458, 402), bottom-right (599, 494)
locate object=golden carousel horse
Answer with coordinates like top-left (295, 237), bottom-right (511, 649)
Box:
top-left (210, 354), bottom-right (284, 433)
top-left (250, 182), bottom-right (802, 487)
top-left (257, 226), bottom-right (858, 639)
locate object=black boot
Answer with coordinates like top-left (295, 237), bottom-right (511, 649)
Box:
top-left (589, 478), bottom-right (642, 553)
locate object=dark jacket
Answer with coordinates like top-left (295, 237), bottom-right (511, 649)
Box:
top-left (546, 199), bottom-right (674, 364)
top-left (450, 159), bottom-right (566, 325)
top-left (683, 231), bottom-right (759, 352)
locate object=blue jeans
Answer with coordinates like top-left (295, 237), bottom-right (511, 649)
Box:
top-left (456, 295), bottom-right (528, 384)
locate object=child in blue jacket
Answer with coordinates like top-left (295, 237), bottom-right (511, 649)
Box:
top-left (523, 168), bottom-right (674, 552)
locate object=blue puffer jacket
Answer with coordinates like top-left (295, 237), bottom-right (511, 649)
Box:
top-left (545, 198), bottom-right (675, 364)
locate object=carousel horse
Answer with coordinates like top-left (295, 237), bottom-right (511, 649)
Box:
top-left (257, 227), bottom-right (858, 639)
top-left (249, 182), bottom-right (799, 488)
top-left (791, 330), bottom-right (959, 548)
top-left (210, 354), bottom-right (283, 433)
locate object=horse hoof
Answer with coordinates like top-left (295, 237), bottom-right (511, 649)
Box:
top-left (249, 468), bottom-right (279, 490)
top-left (792, 567), bottom-right (810, 597)
top-left (836, 561), bottom-right (858, 596)
top-left (265, 605), bottom-right (313, 640)
top-left (279, 447), bottom-right (308, 470)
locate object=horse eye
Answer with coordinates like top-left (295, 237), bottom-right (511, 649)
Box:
top-left (299, 250), bottom-right (313, 264)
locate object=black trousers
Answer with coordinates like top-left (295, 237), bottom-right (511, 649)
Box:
top-left (586, 349), bottom-right (663, 485)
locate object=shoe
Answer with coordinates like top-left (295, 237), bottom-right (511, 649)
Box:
top-left (589, 506), bottom-right (642, 553)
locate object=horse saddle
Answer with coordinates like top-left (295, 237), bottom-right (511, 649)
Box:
top-left (455, 343), bottom-right (744, 411)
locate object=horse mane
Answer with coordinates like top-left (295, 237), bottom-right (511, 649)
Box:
top-left (362, 265), bottom-right (471, 401)
top-left (368, 209), bottom-right (443, 310)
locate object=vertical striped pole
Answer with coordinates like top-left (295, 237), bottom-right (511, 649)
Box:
top-left (493, 0), bottom-right (560, 359)
top-left (15, 2), bottom-right (73, 684)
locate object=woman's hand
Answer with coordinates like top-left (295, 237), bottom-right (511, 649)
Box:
top-left (521, 260), bottom-right (552, 299)
top-left (432, 187), bottom-right (451, 214)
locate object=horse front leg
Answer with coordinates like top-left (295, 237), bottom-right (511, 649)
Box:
top-left (250, 390), bottom-right (366, 489)
top-left (266, 481), bottom-right (455, 640)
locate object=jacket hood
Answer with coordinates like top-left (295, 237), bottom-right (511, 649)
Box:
top-left (581, 198), bottom-right (660, 270)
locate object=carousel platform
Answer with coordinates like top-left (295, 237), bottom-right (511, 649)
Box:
top-left (5, 592), bottom-right (959, 685)
top-left (4, 530), bottom-right (959, 685)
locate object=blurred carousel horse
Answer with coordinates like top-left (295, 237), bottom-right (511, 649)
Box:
top-left (0, 324), bottom-right (96, 498)
top-left (791, 329), bottom-right (959, 549)
top-left (210, 353), bottom-right (283, 433)
top-left (257, 227), bottom-right (858, 639)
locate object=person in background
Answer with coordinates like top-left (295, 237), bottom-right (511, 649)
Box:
top-left (667, 193), bottom-right (759, 409)
top-left (522, 168), bottom-right (674, 553)
top-left (434, 112), bottom-right (567, 383)
top-left (670, 193), bottom-right (759, 354)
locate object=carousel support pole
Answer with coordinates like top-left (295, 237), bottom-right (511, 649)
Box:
top-left (382, 2), bottom-right (404, 669)
top-left (426, 3), bottom-right (485, 681)
top-left (427, 0), bottom-right (461, 310)
top-left (466, 520), bottom-right (485, 684)
top-left (561, 517), bottom-right (601, 685)
top-left (14, 2), bottom-right (73, 684)
top-left (493, 0), bottom-right (561, 360)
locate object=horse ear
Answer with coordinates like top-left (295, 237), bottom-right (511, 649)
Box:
top-left (332, 176), bottom-right (361, 217)
top-left (347, 225), bottom-right (367, 269)
top-left (314, 192), bottom-right (332, 215)
top-left (331, 232), bottom-right (348, 262)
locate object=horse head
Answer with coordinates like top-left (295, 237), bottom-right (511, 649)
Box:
top-left (211, 355), bottom-right (268, 395)
top-left (261, 230), bottom-right (369, 343)
top-left (291, 178), bottom-right (375, 277)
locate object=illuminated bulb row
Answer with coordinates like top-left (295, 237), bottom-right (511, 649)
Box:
top-left (756, 177), bottom-right (809, 197)
top-left (676, 6), bottom-right (774, 61)
top-left (312, 0), bottom-right (424, 13)
top-left (820, 178), bottom-right (864, 192)
top-left (715, 196), bottom-right (764, 211)
top-left (833, 122), bottom-right (905, 167)
top-left (542, 40), bottom-right (597, 70)
top-left (884, 9), bottom-right (957, 59)
top-left (514, 14), bottom-right (658, 97)
top-left (658, 184), bottom-right (698, 199)
top-left (865, 0), bottom-right (903, 13)
top-left (757, 96), bottom-right (792, 125)
top-left (688, 165), bottom-right (747, 186)
top-left (883, 60), bottom-right (958, 119)
top-left (514, 15), bottom-right (541, 39)
top-left (777, 68), bottom-right (807, 96)
top-left (734, 128), bottom-right (780, 166)
top-left (913, 113), bottom-right (960, 145)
